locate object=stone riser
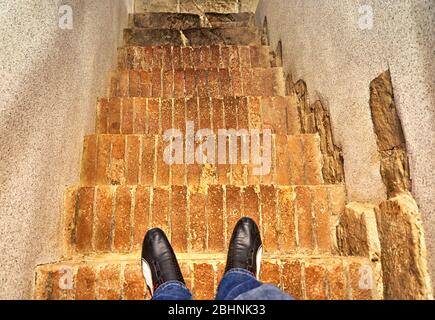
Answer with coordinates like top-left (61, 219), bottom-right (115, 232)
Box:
top-left (129, 12), bottom-right (256, 29)
top-left (134, 0), bottom-right (255, 15)
top-left (96, 96), bottom-right (301, 136)
top-left (62, 185), bottom-right (344, 257)
top-left (80, 134), bottom-right (323, 187)
top-left (110, 67), bottom-right (285, 98)
top-left (33, 255), bottom-right (378, 300)
top-left (124, 27), bottom-right (260, 46)
top-left (118, 45), bottom-right (270, 70)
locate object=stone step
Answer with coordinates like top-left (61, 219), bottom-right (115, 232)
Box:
top-left (110, 67), bottom-right (286, 98)
top-left (134, 0), bottom-right (255, 14)
top-left (80, 133), bottom-right (323, 187)
top-left (128, 12), bottom-right (255, 29)
top-left (96, 96), bottom-right (301, 136)
top-left (61, 184), bottom-right (343, 257)
top-left (118, 45), bottom-right (270, 70)
top-left (129, 13), bottom-right (201, 30)
top-left (123, 27), bottom-right (261, 47)
top-left (33, 254), bottom-right (380, 300)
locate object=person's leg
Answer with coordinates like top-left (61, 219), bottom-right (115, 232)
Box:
top-left (216, 269), bottom-right (294, 300)
top-left (142, 228), bottom-right (192, 300)
top-left (216, 217), bottom-right (294, 301)
top-left (152, 281), bottom-right (192, 301)
top-left (216, 268), bottom-right (262, 300)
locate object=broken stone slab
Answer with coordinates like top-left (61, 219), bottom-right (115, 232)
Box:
top-left (313, 100), bottom-right (345, 184)
top-left (124, 27), bottom-right (261, 46)
top-left (369, 70), bottom-right (411, 197)
top-left (370, 70), bottom-right (406, 152)
top-left (336, 202), bottom-right (384, 298)
top-left (337, 202), bottom-right (381, 262)
top-left (380, 147), bottom-right (411, 197)
top-left (375, 192), bottom-right (433, 300)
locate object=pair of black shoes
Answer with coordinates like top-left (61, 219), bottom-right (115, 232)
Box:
top-left (142, 217), bottom-right (263, 297)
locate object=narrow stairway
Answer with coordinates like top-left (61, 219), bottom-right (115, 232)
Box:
top-left (32, 9), bottom-right (382, 300)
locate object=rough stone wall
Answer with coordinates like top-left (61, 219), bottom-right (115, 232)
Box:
top-left (256, 0), bottom-right (435, 293)
top-left (369, 70), bottom-right (433, 299)
top-left (0, 0), bottom-right (132, 299)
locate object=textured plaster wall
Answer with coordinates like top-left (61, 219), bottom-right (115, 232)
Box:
top-left (256, 0), bottom-right (434, 286)
top-left (0, 0), bottom-right (133, 299)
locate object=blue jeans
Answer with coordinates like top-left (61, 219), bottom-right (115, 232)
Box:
top-left (152, 268), bottom-right (294, 300)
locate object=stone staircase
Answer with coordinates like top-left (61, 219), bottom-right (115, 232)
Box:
top-left (32, 7), bottom-right (382, 300)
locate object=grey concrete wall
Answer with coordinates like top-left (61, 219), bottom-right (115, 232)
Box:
top-left (0, 0), bottom-right (133, 299)
top-left (255, 0), bottom-right (434, 286)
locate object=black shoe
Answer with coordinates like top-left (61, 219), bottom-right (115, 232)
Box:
top-left (141, 228), bottom-right (185, 296)
top-left (225, 217), bottom-right (263, 279)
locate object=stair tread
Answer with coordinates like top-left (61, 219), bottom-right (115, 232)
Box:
top-left (38, 252), bottom-right (370, 265)
top-left (80, 132), bottom-right (324, 187)
top-left (118, 45), bottom-right (271, 70)
top-left (63, 184), bottom-right (344, 257)
top-left (110, 67), bottom-right (286, 98)
top-left (34, 254), bottom-right (380, 300)
top-left (95, 96), bottom-right (301, 135)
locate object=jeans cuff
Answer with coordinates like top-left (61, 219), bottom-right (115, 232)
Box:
top-left (225, 268), bottom-right (256, 278)
top-left (155, 280), bottom-right (187, 293)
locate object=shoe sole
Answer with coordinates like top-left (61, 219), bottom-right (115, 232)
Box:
top-left (141, 258), bottom-right (154, 296)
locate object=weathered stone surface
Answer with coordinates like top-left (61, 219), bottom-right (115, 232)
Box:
top-left (337, 203), bottom-right (381, 262)
top-left (204, 13), bottom-right (255, 28)
top-left (240, 0), bottom-right (260, 13)
top-left (286, 75), bottom-right (345, 184)
top-left (124, 28), bottom-right (184, 46)
top-left (370, 70), bottom-right (406, 152)
top-left (124, 27), bottom-right (260, 46)
top-left (375, 193), bottom-right (433, 300)
top-left (135, 0), bottom-right (179, 13)
top-left (290, 79), bottom-right (315, 134)
top-left (183, 27), bottom-right (260, 46)
top-left (130, 13), bottom-right (201, 29)
top-left (179, 0), bottom-right (239, 14)
top-left (135, 0), bottom-right (244, 13)
top-left (313, 100), bottom-right (345, 184)
top-left (34, 256), bottom-right (379, 300)
top-left (380, 147), bottom-right (411, 197)
top-left (129, 12), bottom-right (255, 29)
top-left (370, 70), bottom-right (411, 197)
